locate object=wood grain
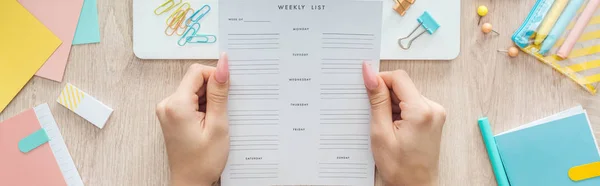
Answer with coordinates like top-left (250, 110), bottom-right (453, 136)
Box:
top-left (0, 0), bottom-right (598, 185)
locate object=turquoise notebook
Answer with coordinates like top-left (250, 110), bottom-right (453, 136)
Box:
top-left (495, 110), bottom-right (600, 186)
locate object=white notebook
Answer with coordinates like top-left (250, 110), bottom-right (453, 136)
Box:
top-left (219, 0), bottom-right (383, 185)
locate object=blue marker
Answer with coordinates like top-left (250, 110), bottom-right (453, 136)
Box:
top-left (540, 0), bottom-right (585, 55)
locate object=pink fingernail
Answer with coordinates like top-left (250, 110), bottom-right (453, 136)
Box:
top-left (362, 62), bottom-right (378, 90)
top-left (215, 52), bottom-right (229, 84)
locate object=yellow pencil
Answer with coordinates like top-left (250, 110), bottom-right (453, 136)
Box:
top-left (535, 0), bottom-right (569, 45)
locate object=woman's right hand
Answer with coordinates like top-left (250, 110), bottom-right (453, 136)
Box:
top-left (362, 63), bottom-right (447, 186)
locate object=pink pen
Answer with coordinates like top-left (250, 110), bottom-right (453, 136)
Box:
top-left (556, 0), bottom-right (600, 59)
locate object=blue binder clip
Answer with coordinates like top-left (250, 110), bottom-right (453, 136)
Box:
top-left (398, 11), bottom-right (440, 50)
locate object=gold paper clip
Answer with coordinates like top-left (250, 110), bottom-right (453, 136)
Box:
top-left (166, 7), bottom-right (193, 29)
top-left (166, 2), bottom-right (191, 24)
top-left (154, 0), bottom-right (182, 15)
top-left (165, 9), bottom-right (186, 36)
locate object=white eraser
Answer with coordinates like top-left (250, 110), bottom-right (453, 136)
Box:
top-left (56, 83), bottom-right (113, 128)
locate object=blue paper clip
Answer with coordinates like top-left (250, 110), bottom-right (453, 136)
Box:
top-left (186, 5), bottom-right (211, 26)
top-left (178, 23), bottom-right (201, 46)
top-left (188, 34), bottom-right (217, 43)
top-left (398, 11), bottom-right (440, 50)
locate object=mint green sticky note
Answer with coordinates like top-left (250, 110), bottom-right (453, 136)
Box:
top-left (73, 0), bottom-right (100, 45)
top-left (18, 128), bottom-right (49, 153)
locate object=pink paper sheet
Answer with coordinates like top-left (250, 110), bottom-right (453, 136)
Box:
top-left (19, 0), bottom-right (84, 82)
top-left (0, 108), bottom-right (66, 186)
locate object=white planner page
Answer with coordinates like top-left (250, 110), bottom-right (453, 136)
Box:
top-left (219, 0), bottom-right (382, 185)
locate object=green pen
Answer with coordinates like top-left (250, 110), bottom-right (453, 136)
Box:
top-left (478, 117), bottom-right (510, 186)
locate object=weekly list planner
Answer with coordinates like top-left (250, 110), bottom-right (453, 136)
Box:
top-left (219, 0), bottom-right (383, 185)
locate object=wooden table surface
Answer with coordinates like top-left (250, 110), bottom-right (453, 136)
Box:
top-left (1, 0), bottom-right (599, 185)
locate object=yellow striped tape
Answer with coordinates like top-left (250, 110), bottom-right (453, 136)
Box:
top-left (57, 84), bottom-right (85, 111)
top-left (567, 60), bottom-right (600, 72)
top-left (567, 16), bottom-right (600, 30)
top-left (585, 73), bottom-right (600, 84)
top-left (554, 30), bottom-right (600, 48)
top-left (569, 45), bottom-right (600, 59)
top-left (521, 45), bottom-right (597, 94)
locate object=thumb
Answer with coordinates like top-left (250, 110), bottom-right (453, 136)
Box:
top-left (206, 53), bottom-right (230, 130)
top-left (362, 62), bottom-right (394, 138)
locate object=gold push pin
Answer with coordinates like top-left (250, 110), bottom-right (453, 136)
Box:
top-left (477, 6), bottom-right (488, 25)
top-left (498, 46), bottom-right (520, 57)
top-left (482, 23), bottom-right (499, 35)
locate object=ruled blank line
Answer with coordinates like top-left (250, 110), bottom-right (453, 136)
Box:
top-left (318, 176), bottom-right (367, 179)
top-left (228, 47), bottom-right (280, 50)
top-left (322, 33), bottom-right (374, 36)
top-left (229, 33), bottom-right (280, 36)
top-left (230, 118), bottom-right (279, 121)
top-left (231, 68), bottom-right (279, 71)
top-left (231, 139), bottom-right (279, 142)
top-left (322, 58), bottom-right (368, 61)
top-left (229, 98), bottom-right (278, 100)
top-left (229, 59), bottom-right (279, 62)
top-left (323, 47), bottom-right (373, 49)
top-left (320, 167), bottom-right (367, 170)
top-left (323, 63), bottom-right (362, 65)
top-left (230, 168), bottom-right (278, 170)
top-left (230, 64), bottom-right (278, 66)
top-left (322, 38), bottom-right (374, 40)
top-left (320, 134), bottom-right (368, 137)
top-left (322, 67), bottom-right (362, 70)
top-left (323, 42), bottom-right (373, 45)
top-left (319, 163), bottom-right (368, 165)
top-left (244, 20), bottom-right (271, 23)
top-left (320, 113), bottom-right (369, 115)
top-left (229, 43), bottom-right (279, 45)
top-left (320, 143), bottom-right (369, 145)
top-left (229, 38), bottom-right (279, 41)
top-left (231, 148), bottom-right (278, 151)
top-left (231, 176), bottom-right (278, 179)
top-left (231, 72), bottom-right (279, 75)
top-left (231, 135), bottom-right (278, 137)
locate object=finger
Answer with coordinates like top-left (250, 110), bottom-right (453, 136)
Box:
top-left (205, 53), bottom-right (230, 134)
top-left (422, 96), bottom-right (447, 123)
top-left (362, 62), bottom-right (394, 139)
top-left (379, 70), bottom-right (424, 105)
top-left (390, 91), bottom-right (401, 114)
top-left (177, 64), bottom-right (214, 97)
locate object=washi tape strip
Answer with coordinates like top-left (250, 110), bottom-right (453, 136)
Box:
top-left (569, 162), bottom-right (600, 181)
top-left (18, 128), bottom-right (49, 153)
top-left (57, 83), bottom-right (113, 129)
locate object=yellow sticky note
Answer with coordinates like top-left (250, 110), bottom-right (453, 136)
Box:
top-left (569, 162), bottom-right (600, 181)
top-left (0, 1), bottom-right (61, 113)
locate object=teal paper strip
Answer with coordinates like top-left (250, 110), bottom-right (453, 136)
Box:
top-left (73, 0), bottom-right (100, 45)
top-left (18, 128), bottom-right (49, 153)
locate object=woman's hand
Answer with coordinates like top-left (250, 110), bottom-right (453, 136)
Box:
top-left (156, 53), bottom-right (230, 186)
top-left (362, 63), bottom-right (446, 186)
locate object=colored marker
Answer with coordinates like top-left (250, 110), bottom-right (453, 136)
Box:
top-left (540, 0), bottom-right (585, 55)
top-left (557, 0), bottom-right (600, 58)
top-left (534, 0), bottom-right (569, 45)
top-left (478, 117), bottom-right (510, 186)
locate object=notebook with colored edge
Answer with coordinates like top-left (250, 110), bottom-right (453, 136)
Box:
top-left (494, 106), bottom-right (600, 186)
top-left (0, 104), bottom-right (83, 186)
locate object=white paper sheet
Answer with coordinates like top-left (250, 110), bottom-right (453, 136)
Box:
top-left (34, 104), bottom-right (84, 186)
top-left (219, 0), bottom-right (382, 185)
